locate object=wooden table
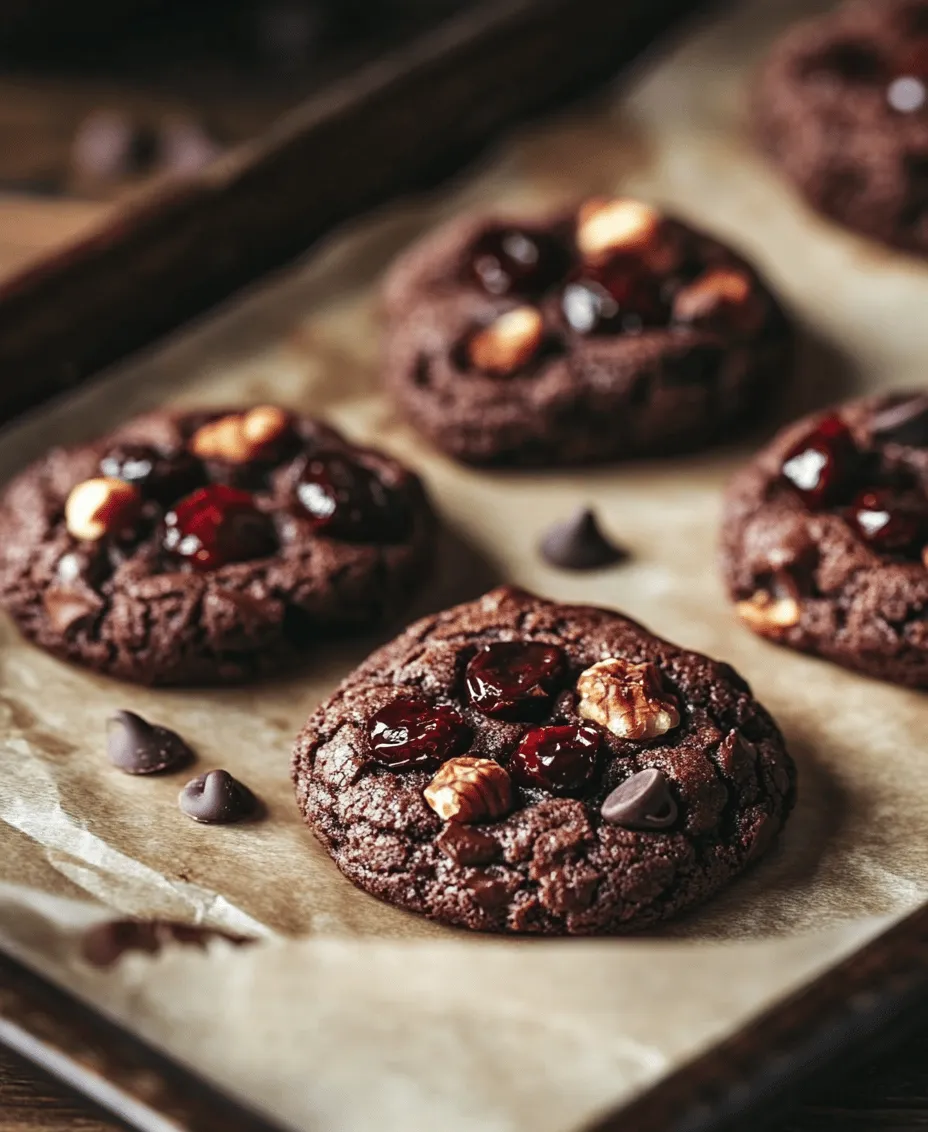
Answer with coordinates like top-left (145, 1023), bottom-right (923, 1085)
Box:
top-left (1, 1026), bottom-right (926, 1132)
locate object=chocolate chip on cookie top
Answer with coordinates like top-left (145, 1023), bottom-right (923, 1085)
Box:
top-left (292, 587), bottom-right (794, 935)
top-left (723, 392), bottom-right (928, 686)
top-left (382, 198), bottom-right (790, 466)
top-left (0, 406), bottom-right (434, 685)
top-left (755, 0), bottom-right (928, 256)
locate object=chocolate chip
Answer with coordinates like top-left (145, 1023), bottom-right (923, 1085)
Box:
top-left (107, 711), bottom-right (194, 776)
top-left (178, 769), bottom-right (257, 823)
top-left (43, 586), bottom-right (102, 633)
top-left (436, 824), bottom-right (500, 866)
top-left (539, 507), bottom-right (625, 571)
top-left (80, 919), bottom-right (251, 967)
top-left (717, 730), bottom-right (759, 786)
top-left (870, 395), bottom-right (928, 447)
top-left (601, 768), bottom-right (678, 830)
top-left (465, 875), bottom-right (511, 912)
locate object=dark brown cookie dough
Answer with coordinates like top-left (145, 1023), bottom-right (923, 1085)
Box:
top-left (291, 586), bottom-right (794, 935)
top-left (0, 406), bottom-right (434, 685)
top-left (381, 200), bottom-right (792, 466)
top-left (756, 0), bottom-right (928, 255)
top-left (722, 391), bottom-right (928, 687)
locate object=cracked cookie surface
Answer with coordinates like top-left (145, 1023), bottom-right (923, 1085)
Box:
top-left (381, 200), bottom-right (792, 466)
top-left (0, 407), bottom-right (434, 685)
top-left (291, 587), bottom-right (794, 935)
top-left (722, 392), bottom-right (928, 686)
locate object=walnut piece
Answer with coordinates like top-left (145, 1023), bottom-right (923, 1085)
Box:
top-left (468, 306), bottom-right (544, 376)
top-left (736, 591), bottom-right (801, 635)
top-left (64, 477), bottom-right (141, 542)
top-left (576, 197), bottom-right (662, 264)
top-left (423, 756), bottom-right (512, 823)
top-left (189, 405), bottom-right (290, 464)
top-left (576, 657), bottom-right (680, 741)
top-left (672, 267), bottom-right (764, 334)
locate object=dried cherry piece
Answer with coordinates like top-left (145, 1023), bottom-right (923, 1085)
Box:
top-left (295, 452), bottom-right (411, 543)
top-left (895, 39), bottom-right (928, 80)
top-left (468, 227), bottom-right (571, 298)
top-left (509, 724), bottom-right (601, 794)
top-left (368, 697), bottom-right (472, 770)
top-left (562, 258), bottom-right (668, 336)
top-left (848, 487), bottom-right (928, 556)
top-left (465, 641), bottom-right (566, 721)
top-left (99, 444), bottom-right (204, 506)
top-left (780, 415), bottom-right (859, 509)
top-left (163, 485), bottom-right (276, 571)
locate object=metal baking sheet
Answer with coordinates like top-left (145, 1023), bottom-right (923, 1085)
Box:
top-left (2, 1), bottom-right (927, 1129)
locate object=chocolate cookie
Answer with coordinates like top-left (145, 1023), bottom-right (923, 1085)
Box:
top-left (756, 0), bottom-right (928, 255)
top-left (292, 587), bottom-right (794, 935)
top-left (0, 406), bottom-right (434, 685)
top-left (381, 198), bottom-right (792, 466)
top-left (722, 392), bottom-right (928, 686)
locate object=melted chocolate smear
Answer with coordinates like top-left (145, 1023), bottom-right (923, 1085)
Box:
top-left (81, 920), bottom-right (253, 968)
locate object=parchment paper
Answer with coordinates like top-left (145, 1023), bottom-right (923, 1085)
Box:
top-left (1, 0), bottom-right (927, 1128)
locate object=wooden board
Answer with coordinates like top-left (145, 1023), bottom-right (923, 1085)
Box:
top-left (0, 0), bottom-right (703, 422)
top-left (0, 195), bottom-right (112, 278)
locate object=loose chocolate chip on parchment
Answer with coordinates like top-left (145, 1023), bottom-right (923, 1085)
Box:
top-left (540, 507), bottom-right (625, 571)
top-left (601, 768), bottom-right (678, 830)
top-left (107, 711), bottom-right (194, 775)
top-left (179, 769), bottom-right (258, 824)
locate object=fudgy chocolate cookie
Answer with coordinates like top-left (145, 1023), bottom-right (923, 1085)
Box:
top-left (722, 392), bottom-right (928, 686)
top-left (0, 406), bottom-right (434, 685)
top-left (292, 587), bottom-right (794, 935)
top-left (381, 199), bottom-right (791, 466)
top-left (756, 0), bottom-right (928, 255)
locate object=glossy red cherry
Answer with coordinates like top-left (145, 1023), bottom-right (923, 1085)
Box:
top-left (99, 444), bottom-right (204, 506)
top-left (509, 724), bottom-right (601, 794)
top-left (888, 41), bottom-right (928, 112)
top-left (848, 488), bottom-right (928, 555)
top-left (368, 697), bottom-right (472, 770)
top-left (465, 641), bottom-right (566, 720)
top-left (163, 485), bottom-right (276, 571)
top-left (295, 452), bottom-right (411, 543)
top-left (468, 227), bottom-right (570, 298)
top-left (562, 259), bottom-right (668, 336)
top-left (780, 415), bottom-right (859, 509)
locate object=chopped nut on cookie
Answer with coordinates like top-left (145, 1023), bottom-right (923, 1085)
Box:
top-left (190, 405), bottom-right (291, 464)
top-left (467, 307), bottom-right (544, 376)
top-left (65, 477), bottom-right (142, 542)
top-left (576, 197), bottom-right (662, 263)
top-left (423, 756), bottom-right (512, 822)
top-left (672, 268), bottom-right (765, 335)
top-left (577, 656), bottom-right (680, 740)
top-left (736, 591), bottom-right (801, 634)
